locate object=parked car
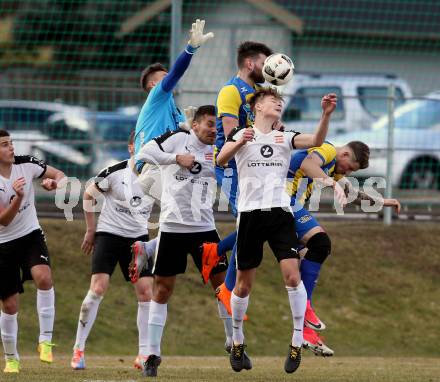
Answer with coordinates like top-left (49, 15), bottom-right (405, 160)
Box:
top-left (332, 92), bottom-right (440, 190)
top-left (281, 72), bottom-right (412, 135)
top-left (90, 111), bottom-right (137, 174)
top-left (0, 100), bottom-right (92, 178)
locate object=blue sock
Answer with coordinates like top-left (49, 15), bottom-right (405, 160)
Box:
top-left (218, 231), bottom-right (237, 257)
top-left (300, 259), bottom-right (322, 300)
top-left (224, 243), bottom-right (237, 291)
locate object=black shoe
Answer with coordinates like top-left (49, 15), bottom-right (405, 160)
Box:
top-left (225, 342), bottom-right (232, 354)
top-left (229, 343), bottom-right (252, 372)
top-left (142, 355), bottom-right (162, 377)
top-left (284, 345), bottom-right (302, 373)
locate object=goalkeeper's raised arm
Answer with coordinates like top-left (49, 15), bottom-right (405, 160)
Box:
top-left (139, 18), bottom-right (214, 96)
top-left (134, 19), bottom-right (213, 167)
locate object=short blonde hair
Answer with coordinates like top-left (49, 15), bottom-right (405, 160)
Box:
top-left (249, 87), bottom-right (284, 114)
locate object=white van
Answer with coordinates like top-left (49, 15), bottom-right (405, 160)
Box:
top-left (281, 73), bottom-right (413, 135)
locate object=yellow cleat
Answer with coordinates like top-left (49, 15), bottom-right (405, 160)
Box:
top-left (38, 341), bottom-right (55, 363)
top-left (3, 358), bottom-right (20, 373)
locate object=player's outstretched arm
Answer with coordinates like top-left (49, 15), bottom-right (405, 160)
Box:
top-left (0, 177), bottom-right (26, 226)
top-left (161, 19), bottom-right (214, 93)
top-left (341, 178), bottom-right (401, 214)
top-left (293, 93), bottom-right (337, 149)
top-left (217, 128), bottom-right (254, 167)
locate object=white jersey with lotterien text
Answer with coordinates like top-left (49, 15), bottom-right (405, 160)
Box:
top-left (94, 158), bottom-right (153, 238)
top-left (0, 156), bottom-right (46, 243)
top-left (227, 127), bottom-right (300, 212)
top-left (140, 129), bottom-right (217, 233)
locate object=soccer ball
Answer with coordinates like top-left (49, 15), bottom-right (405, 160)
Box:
top-left (262, 53), bottom-right (294, 86)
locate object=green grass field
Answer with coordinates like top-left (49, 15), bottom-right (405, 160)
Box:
top-left (5, 219), bottom-right (440, 379)
top-left (4, 356), bottom-right (440, 382)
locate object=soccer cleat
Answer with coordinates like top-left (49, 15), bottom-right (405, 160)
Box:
top-left (303, 326), bottom-right (334, 357)
top-left (215, 283), bottom-right (248, 321)
top-left (284, 345), bottom-right (302, 373)
top-left (143, 355), bottom-right (162, 377)
top-left (229, 343), bottom-right (252, 372)
top-left (129, 241), bottom-right (148, 283)
top-left (71, 348), bottom-right (85, 370)
top-left (3, 358), bottom-right (20, 373)
top-left (134, 355), bottom-right (148, 370)
top-left (38, 341), bottom-right (55, 363)
top-left (200, 243), bottom-right (221, 284)
top-left (305, 300), bottom-right (326, 331)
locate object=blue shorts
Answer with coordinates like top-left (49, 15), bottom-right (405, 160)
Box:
top-left (215, 166), bottom-right (238, 218)
top-left (293, 205), bottom-right (320, 240)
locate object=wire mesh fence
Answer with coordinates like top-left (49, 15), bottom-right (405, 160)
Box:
top-left (1, 0), bottom-right (439, 220)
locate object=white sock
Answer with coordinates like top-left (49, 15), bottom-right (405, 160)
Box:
top-left (74, 290), bottom-right (103, 351)
top-left (217, 300), bottom-right (233, 347)
top-left (147, 301), bottom-right (167, 356)
top-left (37, 288), bottom-right (55, 343)
top-left (0, 311), bottom-right (19, 360)
top-left (231, 292), bottom-right (249, 345)
top-left (144, 238), bottom-right (157, 259)
top-left (286, 281), bottom-right (307, 347)
top-left (137, 301), bottom-right (150, 356)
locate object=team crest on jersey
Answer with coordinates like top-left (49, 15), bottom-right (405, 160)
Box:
top-left (130, 196), bottom-right (142, 207)
top-left (260, 145), bottom-right (274, 158)
top-left (274, 135), bottom-right (284, 144)
top-left (189, 161), bottom-right (202, 174)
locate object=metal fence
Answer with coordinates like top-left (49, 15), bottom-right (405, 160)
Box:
top-left (1, 0), bottom-right (439, 222)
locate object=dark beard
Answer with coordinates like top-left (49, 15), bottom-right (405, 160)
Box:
top-left (249, 69), bottom-right (265, 84)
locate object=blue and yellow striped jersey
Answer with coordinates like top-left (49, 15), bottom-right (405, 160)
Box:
top-left (287, 142), bottom-right (343, 204)
top-left (215, 76), bottom-right (258, 167)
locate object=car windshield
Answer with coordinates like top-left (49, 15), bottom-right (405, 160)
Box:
top-left (372, 98), bottom-right (440, 130)
top-left (94, 116), bottom-right (136, 141)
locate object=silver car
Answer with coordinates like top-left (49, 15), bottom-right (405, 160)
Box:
top-left (332, 92), bottom-right (440, 189)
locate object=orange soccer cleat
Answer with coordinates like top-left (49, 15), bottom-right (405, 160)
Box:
top-left (200, 242), bottom-right (221, 284)
top-left (216, 282), bottom-right (248, 321)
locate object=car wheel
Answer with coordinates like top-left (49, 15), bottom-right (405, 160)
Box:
top-left (400, 157), bottom-right (440, 190)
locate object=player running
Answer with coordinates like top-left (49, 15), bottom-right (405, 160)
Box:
top-left (286, 140), bottom-right (401, 356)
top-left (70, 131), bottom-right (154, 371)
top-left (216, 87), bottom-right (336, 374)
top-left (0, 129), bottom-right (65, 373)
top-left (132, 106), bottom-right (230, 377)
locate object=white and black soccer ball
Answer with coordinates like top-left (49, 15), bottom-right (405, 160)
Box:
top-left (262, 53), bottom-right (294, 86)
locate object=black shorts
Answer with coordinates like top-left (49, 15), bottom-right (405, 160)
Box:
top-left (236, 207), bottom-right (300, 270)
top-left (92, 232), bottom-right (153, 281)
top-left (0, 229), bottom-right (50, 300)
top-left (154, 230), bottom-right (228, 277)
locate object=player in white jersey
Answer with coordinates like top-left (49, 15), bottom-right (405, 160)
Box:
top-left (70, 131), bottom-right (155, 371)
top-left (217, 88), bottom-right (338, 374)
top-left (0, 129), bottom-right (66, 373)
top-left (132, 106), bottom-right (230, 377)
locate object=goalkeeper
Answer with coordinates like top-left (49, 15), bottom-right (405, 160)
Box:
top-left (131, 19), bottom-right (214, 275)
top-left (134, 19), bottom-right (214, 172)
